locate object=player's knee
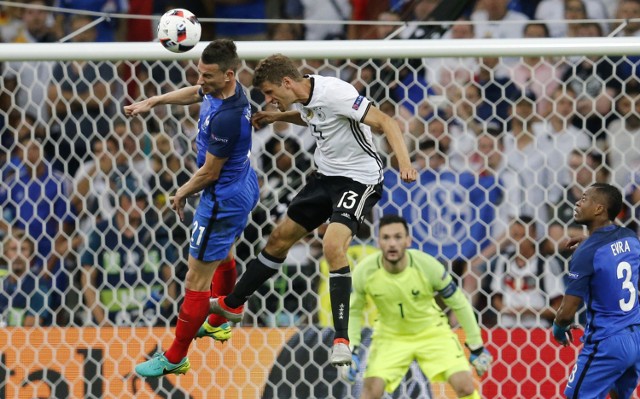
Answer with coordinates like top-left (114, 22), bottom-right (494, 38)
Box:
top-left (361, 378), bottom-right (385, 399)
top-left (454, 385), bottom-right (476, 398)
top-left (449, 372), bottom-right (475, 398)
top-left (264, 228), bottom-right (296, 258)
top-left (322, 239), bottom-right (347, 269)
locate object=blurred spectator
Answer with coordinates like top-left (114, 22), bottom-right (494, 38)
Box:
top-left (538, 86), bottom-right (592, 187)
top-left (474, 56), bottom-right (519, 128)
top-left (564, 0), bottom-right (592, 37)
top-left (0, 136), bottom-right (76, 276)
top-left (350, 11), bottom-right (403, 106)
top-left (148, 132), bottom-right (196, 213)
top-left (487, 216), bottom-right (564, 328)
top-left (0, 112), bottom-right (41, 181)
top-left (47, 14), bottom-right (117, 176)
top-left (71, 134), bottom-right (122, 234)
top-left (286, 0), bottom-right (350, 40)
top-left (606, 82), bottom-right (640, 189)
top-left (471, 0), bottom-right (529, 39)
top-left (0, 4), bottom-right (23, 42)
top-left (80, 178), bottom-right (177, 326)
top-left (613, 0), bottom-right (640, 37)
top-left (2, 0), bottom-right (56, 43)
top-left (2, 0), bottom-right (56, 126)
top-left (0, 136), bottom-right (77, 325)
top-left (267, 22), bottom-right (303, 41)
top-left (547, 149), bottom-right (606, 256)
top-left (502, 90), bottom-right (556, 232)
top-left (446, 82), bottom-right (485, 136)
top-left (462, 129), bottom-right (522, 304)
top-left (471, 130), bottom-right (520, 236)
top-left (0, 234), bottom-right (47, 326)
top-left (535, 0), bottom-right (609, 38)
top-left (54, 0), bottom-right (128, 42)
top-left (430, 19), bottom-right (478, 93)
top-left (111, 118), bottom-right (154, 191)
top-left (510, 22), bottom-right (566, 117)
top-left (213, 0), bottom-right (268, 41)
top-left (560, 23), bottom-right (621, 142)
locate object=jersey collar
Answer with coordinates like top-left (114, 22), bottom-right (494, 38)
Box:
top-left (301, 75), bottom-right (314, 107)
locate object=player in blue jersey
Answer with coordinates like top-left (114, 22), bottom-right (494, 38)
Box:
top-left (553, 183), bottom-right (640, 399)
top-left (124, 39), bottom-right (259, 377)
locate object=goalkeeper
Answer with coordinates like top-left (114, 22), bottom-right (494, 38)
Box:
top-left (342, 215), bottom-right (492, 398)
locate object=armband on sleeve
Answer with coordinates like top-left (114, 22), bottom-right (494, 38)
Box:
top-left (438, 280), bottom-right (457, 299)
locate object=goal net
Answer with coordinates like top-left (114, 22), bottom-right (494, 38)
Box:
top-left (1, 37), bottom-right (640, 398)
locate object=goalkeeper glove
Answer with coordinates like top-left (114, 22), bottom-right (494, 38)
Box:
top-left (338, 347), bottom-right (361, 384)
top-left (466, 343), bottom-right (493, 377)
top-left (553, 322), bottom-right (575, 347)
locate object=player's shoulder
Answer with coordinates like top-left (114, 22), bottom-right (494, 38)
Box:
top-left (407, 249), bottom-right (441, 266)
top-left (310, 75), bottom-right (358, 100)
top-left (356, 251), bottom-right (381, 268)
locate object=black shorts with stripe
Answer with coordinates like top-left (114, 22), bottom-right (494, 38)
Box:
top-left (287, 172), bottom-right (382, 234)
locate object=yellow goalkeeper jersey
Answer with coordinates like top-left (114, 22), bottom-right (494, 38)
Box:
top-left (349, 249), bottom-right (482, 347)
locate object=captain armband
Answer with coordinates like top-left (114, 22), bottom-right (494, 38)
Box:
top-left (438, 280), bottom-right (457, 299)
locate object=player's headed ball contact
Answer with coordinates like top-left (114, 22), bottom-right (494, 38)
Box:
top-left (157, 8), bottom-right (201, 53)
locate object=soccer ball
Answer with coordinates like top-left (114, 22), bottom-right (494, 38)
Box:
top-left (157, 8), bottom-right (201, 53)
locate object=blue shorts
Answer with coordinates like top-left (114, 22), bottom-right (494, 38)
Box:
top-left (565, 326), bottom-right (640, 399)
top-left (189, 175), bottom-right (259, 262)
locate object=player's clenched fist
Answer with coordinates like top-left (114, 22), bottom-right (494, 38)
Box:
top-left (124, 98), bottom-right (156, 116)
top-left (399, 167), bottom-right (417, 183)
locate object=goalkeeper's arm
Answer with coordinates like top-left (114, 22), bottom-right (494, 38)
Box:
top-left (439, 281), bottom-right (483, 347)
top-left (440, 281), bottom-right (493, 376)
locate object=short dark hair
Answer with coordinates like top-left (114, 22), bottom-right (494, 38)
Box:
top-left (524, 22), bottom-right (550, 37)
top-left (252, 54), bottom-right (302, 88)
top-left (201, 39), bottom-right (240, 72)
top-left (379, 215), bottom-right (409, 234)
top-left (591, 183), bottom-right (623, 221)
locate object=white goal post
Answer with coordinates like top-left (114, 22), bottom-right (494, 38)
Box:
top-left (1, 37), bottom-right (640, 61)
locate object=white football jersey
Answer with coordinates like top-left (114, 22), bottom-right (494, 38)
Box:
top-left (293, 75), bottom-right (383, 185)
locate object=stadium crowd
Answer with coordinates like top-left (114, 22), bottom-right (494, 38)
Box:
top-left (1, 0), bottom-right (640, 334)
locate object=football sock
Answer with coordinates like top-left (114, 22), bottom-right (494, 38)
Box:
top-left (224, 251), bottom-right (284, 309)
top-left (165, 289), bottom-right (210, 363)
top-left (208, 258), bottom-right (237, 326)
top-left (329, 266), bottom-right (351, 341)
top-left (459, 391), bottom-right (481, 399)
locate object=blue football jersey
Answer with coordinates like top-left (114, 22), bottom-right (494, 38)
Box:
top-left (566, 225), bottom-right (640, 343)
top-left (195, 83), bottom-right (253, 199)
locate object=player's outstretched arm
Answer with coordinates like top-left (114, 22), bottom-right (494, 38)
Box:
top-left (362, 106), bottom-right (416, 183)
top-left (124, 85), bottom-right (201, 116)
top-left (251, 110), bottom-right (306, 129)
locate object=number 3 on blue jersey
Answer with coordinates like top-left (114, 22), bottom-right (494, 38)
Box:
top-left (618, 261), bottom-right (636, 311)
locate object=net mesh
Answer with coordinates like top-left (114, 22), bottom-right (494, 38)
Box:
top-left (1, 51), bottom-right (640, 398)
